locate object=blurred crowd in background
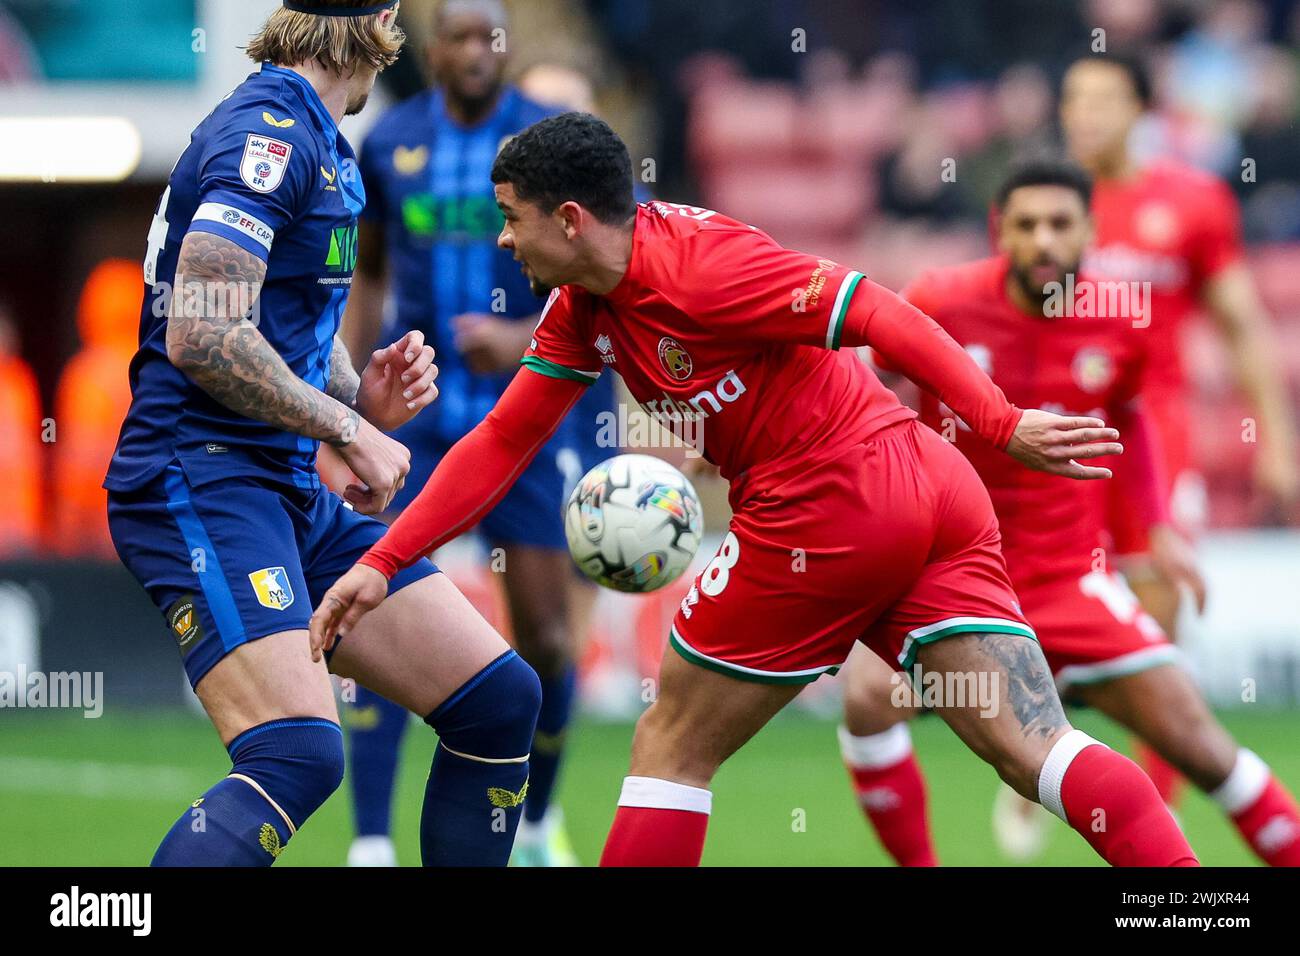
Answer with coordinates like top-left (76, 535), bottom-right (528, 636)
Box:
top-left (2, 0), bottom-right (1299, 559)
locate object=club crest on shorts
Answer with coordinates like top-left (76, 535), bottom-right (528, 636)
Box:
top-left (248, 567), bottom-right (295, 611)
top-left (657, 336), bottom-right (693, 381)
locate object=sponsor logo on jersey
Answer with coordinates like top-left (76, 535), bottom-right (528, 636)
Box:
top-left (248, 567), bottom-right (294, 611)
top-left (320, 165), bottom-right (337, 190)
top-left (392, 144), bottom-right (429, 175)
top-left (643, 369), bottom-right (747, 422)
top-left (399, 194), bottom-right (501, 240)
top-left (262, 111), bottom-right (295, 129)
top-left (325, 224), bottom-right (358, 272)
top-left (240, 134), bottom-right (292, 193)
top-left (1071, 346), bottom-right (1116, 393)
top-left (595, 333), bottom-right (616, 364)
top-left (1083, 243), bottom-right (1188, 291)
top-left (657, 336), bottom-right (693, 380)
top-left (803, 257), bottom-right (837, 310)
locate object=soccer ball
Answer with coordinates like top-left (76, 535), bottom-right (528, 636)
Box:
top-left (564, 454), bottom-right (704, 593)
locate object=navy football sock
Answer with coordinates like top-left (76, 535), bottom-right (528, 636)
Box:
top-left (151, 718), bottom-right (344, 867)
top-left (421, 649), bottom-right (541, 866)
top-left (345, 686), bottom-right (409, 837)
top-left (523, 664), bottom-right (577, 824)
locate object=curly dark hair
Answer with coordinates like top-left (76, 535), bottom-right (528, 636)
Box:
top-left (995, 160), bottom-right (1092, 210)
top-left (491, 112), bottom-right (636, 225)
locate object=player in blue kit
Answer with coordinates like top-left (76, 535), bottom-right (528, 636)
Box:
top-left (337, 0), bottom-right (592, 867)
top-left (104, 0), bottom-right (540, 867)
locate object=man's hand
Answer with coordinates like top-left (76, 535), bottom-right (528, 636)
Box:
top-left (1148, 523), bottom-right (1208, 615)
top-left (1004, 409), bottom-right (1123, 480)
top-left (452, 313), bottom-right (533, 374)
top-left (333, 416), bottom-right (410, 514)
top-left (356, 329), bottom-right (439, 431)
top-left (309, 564), bottom-right (390, 662)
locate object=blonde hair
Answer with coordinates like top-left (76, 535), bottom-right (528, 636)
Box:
top-left (246, 1), bottom-right (406, 75)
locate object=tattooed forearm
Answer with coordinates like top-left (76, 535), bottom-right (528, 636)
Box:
top-left (974, 632), bottom-right (1069, 740)
top-left (165, 231), bottom-right (359, 446)
top-left (326, 335), bottom-right (360, 407)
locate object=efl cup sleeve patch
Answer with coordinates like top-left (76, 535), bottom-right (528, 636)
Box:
top-left (191, 202), bottom-right (275, 252)
top-left (240, 133), bottom-right (293, 193)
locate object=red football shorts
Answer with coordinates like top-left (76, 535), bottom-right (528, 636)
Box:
top-left (1016, 567), bottom-right (1180, 694)
top-left (1107, 389), bottom-right (1206, 556)
top-left (670, 420), bottom-right (1036, 684)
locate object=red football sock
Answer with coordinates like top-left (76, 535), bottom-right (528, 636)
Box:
top-left (1135, 740), bottom-right (1185, 808)
top-left (839, 724), bottom-right (937, 866)
top-left (599, 776), bottom-right (711, 867)
top-left (1039, 730), bottom-right (1198, 867)
top-left (1210, 750), bottom-right (1300, 867)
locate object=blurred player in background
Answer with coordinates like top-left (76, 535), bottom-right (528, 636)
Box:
top-left (313, 113), bottom-right (1200, 868)
top-left (104, 0), bottom-right (542, 867)
top-left (1062, 52), bottom-right (1300, 810)
top-left (338, 0), bottom-right (582, 866)
top-left (840, 163), bottom-right (1300, 867)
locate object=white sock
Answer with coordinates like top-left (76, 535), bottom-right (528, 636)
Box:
top-left (838, 723), bottom-right (912, 769)
top-left (1209, 749), bottom-right (1270, 816)
top-left (618, 775), bottom-right (712, 814)
top-left (1036, 729), bottom-right (1106, 823)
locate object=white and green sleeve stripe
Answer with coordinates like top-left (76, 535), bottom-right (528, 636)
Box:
top-left (520, 354), bottom-right (601, 385)
top-left (825, 270), bottom-right (865, 350)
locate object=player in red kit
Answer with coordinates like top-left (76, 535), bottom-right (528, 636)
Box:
top-left (308, 113), bottom-right (1197, 867)
top-left (840, 163), bottom-right (1300, 867)
top-left (1062, 53), bottom-right (1300, 807)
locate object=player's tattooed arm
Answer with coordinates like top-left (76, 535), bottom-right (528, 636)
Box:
top-left (974, 632), bottom-right (1069, 741)
top-left (326, 335), bottom-right (360, 408)
top-left (165, 231), bottom-right (360, 446)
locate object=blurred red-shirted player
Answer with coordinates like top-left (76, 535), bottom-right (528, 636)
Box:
top-left (309, 113), bottom-right (1198, 867)
top-left (1061, 53), bottom-right (1300, 805)
top-left (841, 163), bottom-right (1300, 867)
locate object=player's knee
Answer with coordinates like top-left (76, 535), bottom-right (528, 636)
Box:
top-left (228, 717), bottom-right (346, 830)
top-left (424, 649), bottom-right (541, 760)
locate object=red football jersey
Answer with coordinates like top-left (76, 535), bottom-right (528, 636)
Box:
top-left (1083, 159), bottom-right (1243, 394)
top-left (905, 257), bottom-right (1149, 586)
top-left (524, 201), bottom-right (916, 502)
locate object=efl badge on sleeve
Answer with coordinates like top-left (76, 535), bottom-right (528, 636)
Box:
top-left (241, 134), bottom-right (292, 193)
top-left (249, 567), bottom-right (295, 611)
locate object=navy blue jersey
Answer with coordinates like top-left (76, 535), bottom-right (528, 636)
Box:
top-left (357, 86), bottom-right (558, 443)
top-left (106, 63), bottom-right (363, 494)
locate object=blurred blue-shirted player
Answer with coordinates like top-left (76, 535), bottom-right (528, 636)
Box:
top-left (339, 0), bottom-right (614, 866)
top-left (103, 0), bottom-right (542, 867)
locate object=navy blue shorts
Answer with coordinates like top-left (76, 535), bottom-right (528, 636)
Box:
top-left (390, 431), bottom-right (573, 551)
top-left (108, 464), bottom-right (439, 689)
